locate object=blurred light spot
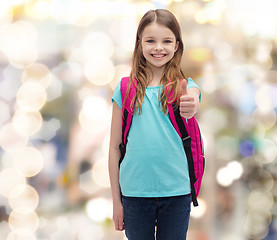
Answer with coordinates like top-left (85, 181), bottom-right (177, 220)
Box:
top-left (254, 40), bottom-right (272, 62)
top-left (201, 63), bottom-right (217, 94)
top-left (217, 167), bottom-right (233, 187)
top-left (259, 139), bottom-right (277, 164)
top-left (240, 140), bottom-right (255, 157)
top-left (12, 110), bottom-right (43, 136)
top-left (9, 209), bottom-right (39, 232)
top-left (50, 228), bottom-right (77, 240)
top-left (102, 134), bottom-right (110, 158)
top-left (0, 21), bottom-right (37, 53)
top-left (190, 198), bottom-right (206, 218)
top-left (217, 161), bottom-right (243, 187)
top-left (21, 63), bottom-right (52, 89)
top-left (195, 2), bottom-right (224, 25)
top-left (0, 21), bottom-right (38, 69)
top-left (214, 42), bottom-right (232, 60)
top-left (227, 161), bottom-right (243, 180)
top-left (35, 118), bottom-right (61, 142)
top-left (227, 0), bottom-right (277, 38)
top-left (92, 158), bottom-right (110, 188)
top-left (1, 152), bottom-right (15, 168)
top-left (0, 168), bottom-right (26, 197)
top-left (82, 32), bottom-right (114, 60)
top-left (236, 81), bottom-right (256, 114)
top-left (255, 84), bottom-right (275, 111)
top-left (50, 217), bottom-right (77, 240)
top-left (0, 100), bottom-right (10, 125)
top-left (0, 3), bottom-right (13, 25)
top-left (79, 96), bottom-right (112, 133)
top-left (38, 143), bottom-right (57, 174)
top-left (76, 1), bottom-right (135, 17)
top-left (109, 17), bottom-right (137, 52)
top-left (215, 136), bottom-right (239, 161)
top-left (187, 48), bottom-right (212, 63)
top-left (25, 0), bottom-right (51, 20)
top-left (78, 86), bottom-right (94, 101)
top-left (110, 64), bottom-right (132, 90)
top-left (82, 97), bottom-right (108, 122)
top-left (13, 146), bottom-right (44, 177)
top-left (252, 108), bottom-right (276, 130)
top-left (220, 233), bottom-right (241, 240)
top-left (64, 1), bottom-right (95, 27)
top-left (77, 225), bottom-right (104, 240)
top-left (84, 58), bottom-right (115, 86)
top-left (152, 0), bottom-right (173, 7)
top-left (79, 170), bottom-right (102, 195)
top-left (248, 191), bottom-right (274, 211)
top-left (52, 61), bottom-right (82, 86)
top-left (0, 65), bottom-right (22, 101)
top-left (7, 230), bottom-right (36, 240)
top-left (16, 81), bottom-right (47, 111)
top-left (0, 123), bottom-right (28, 152)
top-left (8, 43), bottom-right (38, 69)
top-left (86, 198), bottom-right (112, 223)
top-left (249, 170), bottom-right (274, 192)
top-left (46, 76), bottom-right (63, 101)
top-left (8, 184), bottom-right (39, 211)
top-left (202, 108), bottom-right (227, 133)
top-left (243, 209), bottom-right (271, 239)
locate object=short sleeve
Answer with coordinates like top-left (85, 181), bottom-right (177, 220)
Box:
top-left (111, 80), bottom-right (123, 109)
top-left (187, 77), bottom-right (201, 102)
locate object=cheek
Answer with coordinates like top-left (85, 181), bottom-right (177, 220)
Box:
top-left (142, 45), bottom-right (151, 57)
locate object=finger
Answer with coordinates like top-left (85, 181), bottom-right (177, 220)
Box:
top-left (118, 218), bottom-right (124, 231)
top-left (181, 79), bottom-right (187, 96)
top-left (114, 218), bottom-right (119, 230)
top-left (114, 215), bottom-right (124, 231)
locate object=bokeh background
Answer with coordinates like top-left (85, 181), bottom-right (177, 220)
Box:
top-left (0, 0), bottom-right (277, 239)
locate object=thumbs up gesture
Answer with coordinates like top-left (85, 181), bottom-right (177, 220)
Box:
top-left (179, 79), bottom-right (197, 119)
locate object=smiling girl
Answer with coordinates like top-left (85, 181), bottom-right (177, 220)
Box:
top-left (108, 9), bottom-right (201, 240)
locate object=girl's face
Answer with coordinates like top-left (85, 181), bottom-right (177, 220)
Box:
top-left (141, 22), bottom-right (179, 73)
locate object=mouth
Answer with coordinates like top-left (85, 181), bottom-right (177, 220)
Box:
top-left (151, 54), bottom-right (166, 58)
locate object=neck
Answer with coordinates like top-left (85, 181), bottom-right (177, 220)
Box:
top-left (147, 65), bottom-right (164, 87)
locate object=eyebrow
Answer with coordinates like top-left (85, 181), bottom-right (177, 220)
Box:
top-left (144, 36), bottom-right (175, 40)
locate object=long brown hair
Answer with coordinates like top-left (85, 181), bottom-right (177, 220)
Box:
top-left (125, 9), bottom-right (185, 115)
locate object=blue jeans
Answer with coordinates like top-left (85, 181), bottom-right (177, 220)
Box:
top-left (122, 194), bottom-right (191, 240)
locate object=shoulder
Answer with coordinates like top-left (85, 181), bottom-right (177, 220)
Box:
top-left (186, 77), bottom-right (199, 89)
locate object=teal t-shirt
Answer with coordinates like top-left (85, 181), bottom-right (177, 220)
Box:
top-left (112, 77), bottom-right (201, 197)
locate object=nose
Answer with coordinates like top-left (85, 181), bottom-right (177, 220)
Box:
top-left (154, 42), bottom-right (164, 51)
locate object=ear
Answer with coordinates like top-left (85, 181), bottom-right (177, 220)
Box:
top-left (175, 41), bottom-right (179, 52)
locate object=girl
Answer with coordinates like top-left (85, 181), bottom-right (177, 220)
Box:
top-left (109, 9), bottom-right (201, 240)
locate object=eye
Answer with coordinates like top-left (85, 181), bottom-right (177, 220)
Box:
top-left (164, 40), bottom-right (172, 43)
top-left (146, 40), bottom-right (154, 43)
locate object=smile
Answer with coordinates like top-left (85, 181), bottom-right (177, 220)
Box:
top-left (151, 54), bottom-right (166, 58)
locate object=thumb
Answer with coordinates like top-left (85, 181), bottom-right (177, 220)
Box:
top-left (181, 79), bottom-right (187, 96)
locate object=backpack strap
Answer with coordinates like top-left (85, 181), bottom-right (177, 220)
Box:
top-left (119, 77), bottom-right (136, 166)
top-left (167, 85), bottom-right (198, 206)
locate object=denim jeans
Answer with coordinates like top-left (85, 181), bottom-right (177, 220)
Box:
top-left (122, 194), bottom-right (191, 240)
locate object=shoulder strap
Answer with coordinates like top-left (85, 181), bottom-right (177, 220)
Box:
top-left (167, 85), bottom-right (199, 206)
top-left (119, 77), bottom-right (136, 165)
top-left (121, 77), bottom-right (137, 114)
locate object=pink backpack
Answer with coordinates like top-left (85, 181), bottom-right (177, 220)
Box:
top-left (119, 77), bottom-right (205, 207)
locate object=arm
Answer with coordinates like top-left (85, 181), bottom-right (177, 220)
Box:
top-left (108, 102), bottom-right (124, 231)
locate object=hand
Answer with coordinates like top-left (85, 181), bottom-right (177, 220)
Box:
top-left (113, 201), bottom-right (125, 231)
top-left (179, 79), bottom-right (196, 119)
